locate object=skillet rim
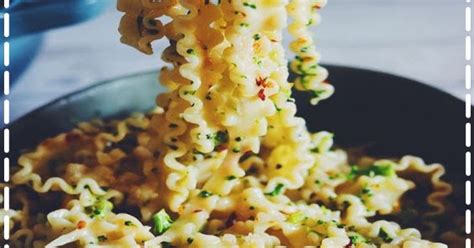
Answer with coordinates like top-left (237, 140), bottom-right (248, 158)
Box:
top-left (8, 64), bottom-right (468, 127)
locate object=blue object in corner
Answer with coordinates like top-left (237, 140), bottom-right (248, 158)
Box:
top-left (1, 0), bottom-right (111, 85)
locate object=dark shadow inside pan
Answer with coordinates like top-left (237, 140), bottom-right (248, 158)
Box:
top-left (3, 65), bottom-right (471, 240)
top-left (5, 65), bottom-right (470, 185)
top-left (295, 66), bottom-right (468, 183)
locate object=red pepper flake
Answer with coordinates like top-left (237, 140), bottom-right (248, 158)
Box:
top-left (255, 76), bottom-right (268, 87)
top-left (77, 220), bottom-right (87, 229)
top-left (239, 151), bottom-right (253, 163)
top-left (258, 89), bottom-right (266, 101)
top-left (312, 5), bottom-right (321, 10)
top-left (270, 39), bottom-right (278, 42)
top-left (215, 144), bottom-right (227, 152)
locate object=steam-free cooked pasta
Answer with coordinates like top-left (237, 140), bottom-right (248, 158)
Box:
top-left (2, 0), bottom-right (466, 247)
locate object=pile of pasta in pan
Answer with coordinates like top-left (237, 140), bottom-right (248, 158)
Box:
top-left (2, 0), bottom-right (465, 247)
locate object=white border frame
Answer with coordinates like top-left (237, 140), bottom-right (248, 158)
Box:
top-left (3, 0), bottom-right (10, 247)
top-left (0, 1), bottom-right (471, 247)
top-left (466, 1), bottom-right (472, 248)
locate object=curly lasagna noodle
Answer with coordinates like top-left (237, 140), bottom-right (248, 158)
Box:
top-left (2, 0), bottom-right (467, 247)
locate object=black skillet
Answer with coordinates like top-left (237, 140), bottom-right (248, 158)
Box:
top-left (6, 65), bottom-right (468, 168)
top-left (2, 65), bottom-right (471, 238)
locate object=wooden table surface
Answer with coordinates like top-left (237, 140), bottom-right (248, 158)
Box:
top-left (8, 0), bottom-right (472, 121)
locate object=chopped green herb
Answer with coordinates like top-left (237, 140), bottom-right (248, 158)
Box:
top-left (240, 23), bottom-right (250, 27)
top-left (199, 190), bottom-right (213, 198)
top-left (378, 228), bottom-right (393, 242)
top-left (253, 33), bottom-right (261, 40)
top-left (226, 175), bottom-right (237, 180)
top-left (349, 234), bottom-right (367, 245)
top-left (347, 163), bottom-right (395, 180)
top-left (183, 90), bottom-right (196, 95)
top-left (232, 148), bottom-right (240, 153)
top-left (216, 131), bottom-right (228, 142)
top-left (169, 123), bottom-right (178, 128)
top-left (273, 103), bottom-right (282, 112)
top-left (235, 137), bottom-right (242, 142)
top-left (243, 2), bottom-right (256, 8)
top-left (361, 187), bottom-right (373, 197)
top-left (320, 206), bottom-right (330, 214)
top-left (152, 209), bottom-right (173, 235)
top-left (288, 211), bottom-right (306, 224)
top-left (300, 47), bottom-right (309, 53)
top-left (310, 147), bottom-right (319, 153)
top-left (160, 241), bottom-right (176, 248)
top-left (98, 235), bottom-right (108, 242)
top-left (312, 90), bottom-right (326, 98)
top-left (328, 174), bottom-right (338, 180)
top-left (87, 199), bottom-right (113, 219)
top-left (212, 131), bottom-right (229, 146)
top-left (124, 220), bottom-right (134, 226)
top-left (265, 183), bottom-right (284, 196)
top-left (186, 48), bottom-right (195, 55)
top-left (249, 206), bottom-right (255, 210)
